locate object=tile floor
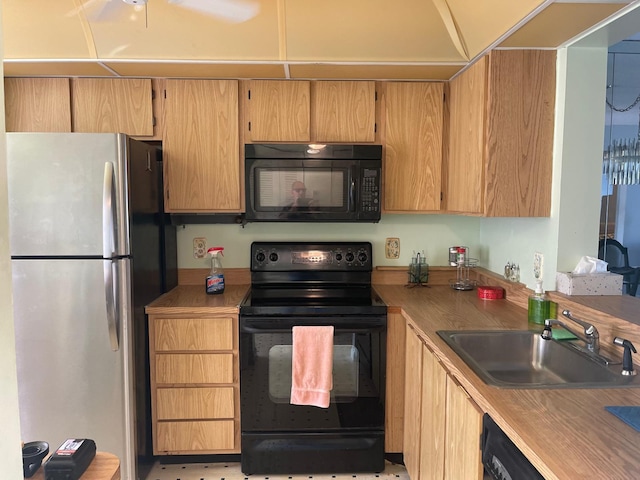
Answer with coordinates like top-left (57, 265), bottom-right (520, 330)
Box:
top-left (144, 460), bottom-right (409, 480)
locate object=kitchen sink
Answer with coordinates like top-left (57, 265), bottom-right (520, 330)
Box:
top-left (437, 330), bottom-right (640, 389)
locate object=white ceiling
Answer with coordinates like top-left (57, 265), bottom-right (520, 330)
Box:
top-left (2, 0), bottom-right (637, 80)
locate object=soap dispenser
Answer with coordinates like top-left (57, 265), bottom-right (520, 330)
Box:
top-left (528, 280), bottom-right (554, 332)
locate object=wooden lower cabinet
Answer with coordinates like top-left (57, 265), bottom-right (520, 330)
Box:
top-left (444, 375), bottom-right (484, 479)
top-left (156, 420), bottom-right (235, 453)
top-left (149, 313), bottom-right (240, 455)
top-left (385, 312), bottom-right (406, 453)
top-left (404, 325), bottom-right (484, 479)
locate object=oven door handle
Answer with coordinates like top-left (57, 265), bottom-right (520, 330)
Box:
top-left (241, 325), bottom-right (385, 334)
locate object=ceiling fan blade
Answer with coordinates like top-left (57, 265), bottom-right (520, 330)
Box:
top-left (65, 0), bottom-right (108, 18)
top-left (169, 0), bottom-right (259, 23)
top-left (80, 0), bottom-right (138, 22)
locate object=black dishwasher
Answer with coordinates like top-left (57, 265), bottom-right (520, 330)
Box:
top-left (482, 414), bottom-right (544, 480)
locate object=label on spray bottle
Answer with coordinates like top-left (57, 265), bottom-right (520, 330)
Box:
top-left (206, 274), bottom-right (225, 294)
top-left (206, 247), bottom-right (225, 294)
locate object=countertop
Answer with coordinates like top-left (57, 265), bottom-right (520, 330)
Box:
top-left (145, 282), bottom-right (640, 479)
top-left (376, 285), bottom-right (640, 480)
top-left (30, 452), bottom-right (120, 480)
top-left (145, 285), bottom-right (247, 314)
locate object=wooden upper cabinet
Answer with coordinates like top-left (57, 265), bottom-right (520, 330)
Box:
top-left (382, 82), bottom-right (444, 213)
top-left (72, 78), bottom-right (154, 136)
top-left (163, 79), bottom-right (241, 213)
top-left (312, 81), bottom-right (376, 143)
top-left (445, 50), bottom-right (556, 217)
top-left (243, 80), bottom-right (377, 143)
top-left (446, 58), bottom-right (487, 214)
top-left (245, 80), bottom-right (311, 142)
top-left (4, 78), bottom-right (72, 132)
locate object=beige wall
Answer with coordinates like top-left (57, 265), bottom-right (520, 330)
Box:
top-left (177, 214), bottom-right (482, 270)
top-left (0, 2), bottom-right (28, 477)
top-left (479, 45), bottom-right (608, 290)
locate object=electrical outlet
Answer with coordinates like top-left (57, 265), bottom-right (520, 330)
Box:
top-left (534, 252), bottom-right (544, 280)
top-left (193, 237), bottom-right (207, 259)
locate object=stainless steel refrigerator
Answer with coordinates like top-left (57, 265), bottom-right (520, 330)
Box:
top-left (7, 133), bottom-right (177, 479)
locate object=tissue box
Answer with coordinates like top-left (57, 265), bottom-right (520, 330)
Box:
top-left (556, 272), bottom-right (623, 295)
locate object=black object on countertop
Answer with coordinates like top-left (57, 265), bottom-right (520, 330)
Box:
top-left (22, 441), bottom-right (49, 478)
top-left (44, 438), bottom-right (96, 480)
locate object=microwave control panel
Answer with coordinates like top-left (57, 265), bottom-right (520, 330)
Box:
top-left (360, 168), bottom-right (380, 213)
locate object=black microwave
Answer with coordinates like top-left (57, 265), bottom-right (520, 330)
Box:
top-left (245, 144), bottom-right (382, 223)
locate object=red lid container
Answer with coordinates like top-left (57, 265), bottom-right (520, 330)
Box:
top-left (477, 286), bottom-right (505, 300)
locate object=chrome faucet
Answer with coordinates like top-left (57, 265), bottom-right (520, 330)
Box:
top-left (541, 309), bottom-right (600, 353)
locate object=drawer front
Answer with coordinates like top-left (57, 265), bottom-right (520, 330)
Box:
top-left (156, 420), bottom-right (235, 452)
top-left (157, 387), bottom-right (235, 420)
top-left (155, 317), bottom-right (234, 351)
top-left (156, 353), bottom-right (234, 384)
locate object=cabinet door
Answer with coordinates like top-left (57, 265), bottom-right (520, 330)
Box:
top-left (245, 80), bottom-right (310, 142)
top-left (156, 353), bottom-right (234, 384)
top-left (444, 375), bottom-right (484, 480)
top-left (383, 82), bottom-right (443, 212)
top-left (445, 56), bottom-right (487, 214)
top-left (156, 387), bottom-right (235, 420)
top-left (72, 78), bottom-right (154, 136)
top-left (156, 420), bottom-right (235, 453)
top-left (312, 81), bottom-right (376, 142)
top-left (4, 78), bottom-right (71, 132)
top-left (419, 343), bottom-right (447, 480)
top-left (485, 50), bottom-right (555, 217)
top-left (385, 312), bottom-right (406, 453)
top-left (403, 326), bottom-right (423, 480)
top-left (154, 317), bottom-right (234, 351)
top-left (163, 79), bottom-right (241, 212)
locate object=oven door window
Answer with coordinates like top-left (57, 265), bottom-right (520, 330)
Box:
top-left (269, 344), bottom-right (359, 403)
top-left (240, 329), bottom-right (385, 432)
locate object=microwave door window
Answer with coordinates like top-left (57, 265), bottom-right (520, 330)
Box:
top-left (256, 167), bottom-right (348, 213)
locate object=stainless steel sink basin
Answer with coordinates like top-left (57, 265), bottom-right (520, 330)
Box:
top-left (437, 330), bottom-right (640, 389)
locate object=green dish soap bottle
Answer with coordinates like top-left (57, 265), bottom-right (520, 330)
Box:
top-left (528, 280), bottom-right (555, 332)
top-left (206, 246), bottom-right (225, 295)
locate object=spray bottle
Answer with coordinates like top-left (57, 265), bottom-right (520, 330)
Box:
top-left (205, 247), bottom-right (225, 295)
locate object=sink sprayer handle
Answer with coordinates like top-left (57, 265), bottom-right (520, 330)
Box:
top-left (614, 337), bottom-right (637, 376)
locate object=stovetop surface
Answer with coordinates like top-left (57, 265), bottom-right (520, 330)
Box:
top-left (241, 241), bottom-right (386, 316)
top-left (240, 285), bottom-right (387, 316)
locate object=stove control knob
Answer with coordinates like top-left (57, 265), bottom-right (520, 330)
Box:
top-left (345, 252), bottom-right (355, 263)
top-left (256, 252), bottom-right (266, 263)
top-left (335, 253), bottom-right (343, 262)
top-left (358, 251), bottom-right (368, 263)
top-left (269, 252), bottom-right (279, 263)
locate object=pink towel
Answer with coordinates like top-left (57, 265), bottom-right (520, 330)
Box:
top-left (290, 326), bottom-right (334, 408)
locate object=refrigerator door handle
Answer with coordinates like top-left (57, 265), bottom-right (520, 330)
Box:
top-left (104, 259), bottom-right (120, 351)
top-left (103, 161), bottom-right (116, 258)
top-left (103, 162), bottom-right (119, 351)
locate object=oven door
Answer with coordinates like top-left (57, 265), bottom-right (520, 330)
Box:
top-left (239, 315), bottom-right (386, 474)
top-left (240, 315), bottom-right (386, 433)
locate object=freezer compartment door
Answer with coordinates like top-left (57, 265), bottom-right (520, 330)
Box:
top-left (7, 133), bottom-right (129, 257)
top-left (12, 258), bottom-right (135, 478)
